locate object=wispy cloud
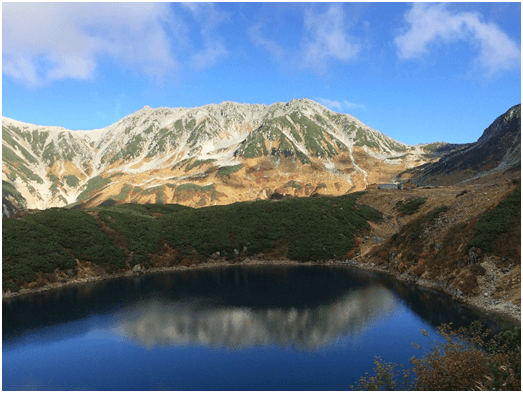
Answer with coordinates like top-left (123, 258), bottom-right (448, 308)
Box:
top-left (2, 3), bottom-right (178, 87)
top-left (2, 3), bottom-right (230, 87)
top-left (181, 3), bottom-right (230, 70)
top-left (300, 4), bottom-right (360, 72)
top-left (115, 93), bottom-right (127, 119)
top-left (249, 22), bottom-right (286, 61)
top-left (250, 4), bottom-right (362, 74)
top-left (316, 98), bottom-right (366, 113)
top-left (394, 3), bottom-right (521, 77)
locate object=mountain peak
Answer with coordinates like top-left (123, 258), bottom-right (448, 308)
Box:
top-left (3, 98), bottom-right (425, 210)
top-left (477, 103), bottom-right (521, 145)
top-left (399, 103), bottom-right (521, 186)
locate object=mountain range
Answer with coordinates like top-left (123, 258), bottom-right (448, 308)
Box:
top-left (398, 104), bottom-right (521, 186)
top-left (2, 99), bottom-right (520, 216)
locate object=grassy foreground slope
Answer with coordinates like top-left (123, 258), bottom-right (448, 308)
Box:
top-left (2, 192), bottom-right (382, 292)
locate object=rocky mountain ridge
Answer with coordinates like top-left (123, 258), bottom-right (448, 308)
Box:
top-left (3, 98), bottom-right (435, 213)
top-left (398, 104), bottom-right (521, 186)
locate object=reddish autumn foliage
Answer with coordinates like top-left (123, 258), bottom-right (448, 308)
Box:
top-left (467, 217), bottom-right (478, 230)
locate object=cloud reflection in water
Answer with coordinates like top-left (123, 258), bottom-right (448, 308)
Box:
top-left (112, 285), bottom-right (397, 349)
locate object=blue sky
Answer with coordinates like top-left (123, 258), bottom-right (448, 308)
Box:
top-left (2, 2), bottom-right (521, 145)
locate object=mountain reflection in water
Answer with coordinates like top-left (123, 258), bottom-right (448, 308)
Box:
top-left (114, 286), bottom-right (396, 349)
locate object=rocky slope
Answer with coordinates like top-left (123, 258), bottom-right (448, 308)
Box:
top-left (353, 181), bottom-right (521, 320)
top-left (2, 180), bottom-right (27, 218)
top-left (398, 104), bottom-right (521, 186)
top-left (3, 99), bottom-right (436, 211)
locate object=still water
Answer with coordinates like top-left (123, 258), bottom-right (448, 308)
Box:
top-left (2, 265), bottom-right (506, 390)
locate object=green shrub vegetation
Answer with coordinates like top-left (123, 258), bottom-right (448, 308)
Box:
top-left (185, 159), bottom-right (216, 172)
top-left (75, 175), bottom-right (113, 202)
top-left (3, 193), bottom-right (383, 289)
top-left (17, 163), bottom-right (44, 184)
top-left (217, 164), bottom-right (244, 176)
top-left (98, 191), bottom-right (382, 263)
top-left (141, 185), bottom-right (163, 195)
top-left (30, 130), bottom-right (50, 153)
top-left (284, 180), bottom-right (302, 189)
top-left (422, 142), bottom-right (447, 152)
top-left (143, 125), bottom-right (155, 135)
top-left (2, 128), bottom-right (39, 164)
top-left (2, 181), bottom-right (27, 209)
top-left (295, 114), bottom-right (338, 158)
top-left (2, 181), bottom-right (20, 196)
top-left (425, 206), bottom-right (449, 223)
top-left (42, 141), bottom-right (56, 166)
top-left (3, 209), bottom-right (126, 290)
top-left (109, 134), bottom-right (144, 163)
top-left (333, 138), bottom-right (349, 152)
top-left (236, 131), bottom-right (268, 158)
top-left (277, 135), bottom-right (295, 155)
top-left (456, 190), bottom-right (468, 197)
top-left (112, 184), bottom-right (133, 201)
top-left (2, 145), bottom-right (24, 164)
top-left (408, 206), bottom-right (449, 241)
top-left (354, 128), bottom-right (380, 149)
top-left (399, 198), bottom-right (426, 215)
top-left (64, 175), bottom-right (80, 187)
top-left (201, 184), bottom-right (214, 193)
top-left (469, 187), bottom-right (520, 253)
top-left (176, 183), bottom-right (204, 192)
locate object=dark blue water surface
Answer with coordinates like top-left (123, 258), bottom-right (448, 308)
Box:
top-left (2, 265), bottom-right (507, 390)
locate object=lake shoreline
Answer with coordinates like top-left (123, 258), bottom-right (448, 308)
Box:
top-left (3, 257), bottom-right (520, 325)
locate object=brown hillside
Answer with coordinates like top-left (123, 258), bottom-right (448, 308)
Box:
top-left (352, 179), bottom-right (521, 321)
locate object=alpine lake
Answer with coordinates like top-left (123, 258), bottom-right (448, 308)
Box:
top-left (2, 264), bottom-right (512, 390)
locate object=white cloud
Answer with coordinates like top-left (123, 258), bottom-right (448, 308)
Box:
top-left (249, 22), bottom-right (286, 61)
top-left (342, 100), bottom-right (367, 111)
top-left (301, 4), bottom-right (360, 72)
top-left (250, 4), bottom-right (361, 74)
top-left (181, 3), bottom-right (230, 70)
top-left (395, 3), bottom-right (521, 77)
top-left (316, 98), bottom-right (366, 113)
top-left (2, 3), bottom-right (178, 87)
top-left (316, 98), bottom-right (343, 111)
top-left (191, 43), bottom-right (228, 70)
top-left (2, 2), bottom-right (230, 87)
